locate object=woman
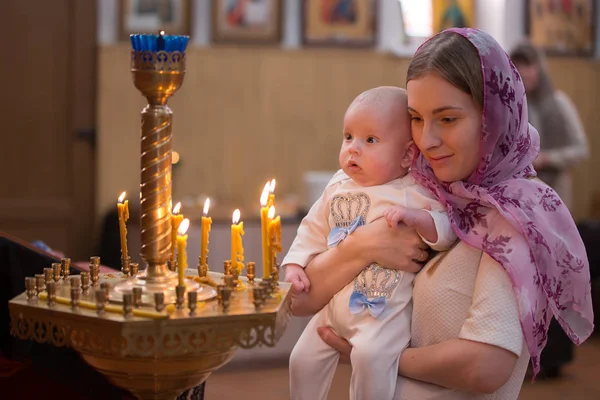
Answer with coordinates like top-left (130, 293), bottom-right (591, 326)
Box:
top-left (287, 28), bottom-right (594, 398)
top-left (509, 41), bottom-right (589, 211)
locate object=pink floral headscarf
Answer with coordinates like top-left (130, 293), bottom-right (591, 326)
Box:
top-left (411, 28), bottom-right (594, 377)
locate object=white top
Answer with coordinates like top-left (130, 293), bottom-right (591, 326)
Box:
top-left (394, 241), bottom-right (530, 399)
top-left (283, 170), bottom-right (456, 269)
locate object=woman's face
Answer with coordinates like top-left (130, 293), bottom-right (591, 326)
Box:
top-left (513, 61), bottom-right (540, 92)
top-left (407, 73), bottom-right (483, 183)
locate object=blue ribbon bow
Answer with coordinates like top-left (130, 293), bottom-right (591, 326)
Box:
top-left (349, 291), bottom-right (386, 318)
top-left (327, 216), bottom-right (364, 248)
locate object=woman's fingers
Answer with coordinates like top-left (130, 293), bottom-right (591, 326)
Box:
top-left (317, 326), bottom-right (352, 364)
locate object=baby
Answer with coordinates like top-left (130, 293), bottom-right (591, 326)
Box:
top-left (284, 86), bottom-right (457, 400)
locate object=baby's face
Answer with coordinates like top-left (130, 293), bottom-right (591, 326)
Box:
top-left (339, 104), bottom-right (412, 187)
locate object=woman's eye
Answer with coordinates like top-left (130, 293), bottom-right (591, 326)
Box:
top-left (410, 116), bottom-right (422, 123)
top-left (440, 117), bottom-right (457, 124)
top-left (367, 136), bottom-right (378, 144)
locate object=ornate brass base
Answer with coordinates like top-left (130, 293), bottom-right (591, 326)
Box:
top-left (10, 271), bottom-right (291, 400)
top-left (80, 349), bottom-right (235, 400)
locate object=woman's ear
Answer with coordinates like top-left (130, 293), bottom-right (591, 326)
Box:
top-left (401, 141), bottom-right (416, 169)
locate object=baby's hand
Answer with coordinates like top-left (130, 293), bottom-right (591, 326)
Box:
top-left (383, 205), bottom-right (418, 228)
top-left (284, 264), bottom-right (311, 293)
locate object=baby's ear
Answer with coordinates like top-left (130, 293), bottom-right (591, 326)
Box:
top-left (401, 141), bottom-right (415, 169)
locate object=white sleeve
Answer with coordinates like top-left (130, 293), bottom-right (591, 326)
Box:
top-left (458, 253), bottom-right (523, 356)
top-left (405, 185), bottom-right (457, 251)
top-left (281, 172), bottom-right (346, 268)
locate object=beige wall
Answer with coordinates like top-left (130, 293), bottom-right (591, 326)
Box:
top-left (97, 45), bottom-right (600, 224)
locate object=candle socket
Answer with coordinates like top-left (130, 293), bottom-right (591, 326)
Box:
top-left (252, 287), bottom-right (263, 311)
top-left (175, 285), bottom-right (185, 310)
top-left (216, 284), bottom-right (226, 304)
top-left (223, 274), bottom-right (234, 289)
top-left (100, 282), bottom-right (111, 297)
top-left (246, 262), bottom-right (256, 284)
top-left (70, 276), bottom-right (81, 289)
top-left (121, 256), bottom-right (131, 275)
top-left (90, 256), bottom-right (101, 267)
top-left (231, 268), bottom-right (240, 289)
top-left (71, 287), bottom-right (80, 309)
top-left (80, 272), bottom-right (90, 293)
top-left (220, 287), bottom-right (232, 313)
top-left (271, 264), bottom-right (280, 287)
top-left (132, 287), bottom-right (143, 308)
top-left (61, 258), bottom-right (71, 280)
top-left (198, 259), bottom-right (208, 278)
top-left (46, 282), bottom-right (56, 306)
top-left (95, 290), bottom-right (106, 314)
top-left (167, 260), bottom-right (176, 272)
top-left (223, 260), bottom-right (232, 276)
top-left (123, 293), bottom-right (134, 317)
top-left (90, 265), bottom-right (100, 286)
top-left (259, 279), bottom-right (272, 296)
top-left (130, 262), bottom-right (139, 277)
top-left (187, 291), bottom-right (198, 315)
top-left (43, 268), bottom-right (53, 285)
top-left (154, 292), bottom-right (165, 312)
top-left (35, 274), bottom-right (45, 295)
top-left (25, 277), bottom-right (36, 299)
top-left (52, 263), bottom-right (61, 283)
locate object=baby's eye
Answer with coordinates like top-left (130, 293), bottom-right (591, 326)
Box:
top-left (366, 136), bottom-right (378, 144)
top-left (345, 133), bottom-right (353, 140)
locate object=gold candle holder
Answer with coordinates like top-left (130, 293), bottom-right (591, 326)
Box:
top-left (61, 258), bottom-right (71, 280)
top-left (246, 262), bottom-right (256, 284)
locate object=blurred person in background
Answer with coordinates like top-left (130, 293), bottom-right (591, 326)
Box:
top-left (510, 40), bottom-right (590, 379)
top-left (510, 41), bottom-right (589, 211)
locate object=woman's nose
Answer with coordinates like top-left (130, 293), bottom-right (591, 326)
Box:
top-left (418, 123), bottom-right (442, 151)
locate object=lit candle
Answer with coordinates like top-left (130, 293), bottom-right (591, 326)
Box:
top-left (117, 192), bottom-right (129, 260)
top-left (260, 182), bottom-right (271, 278)
top-left (200, 198), bottom-right (212, 266)
top-left (170, 202), bottom-right (183, 267)
top-left (267, 178), bottom-right (276, 207)
top-left (269, 206), bottom-right (282, 274)
top-left (177, 218), bottom-right (190, 286)
top-left (157, 30), bottom-right (165, 51)
top-left (231, 209), bottom-right (244, 273)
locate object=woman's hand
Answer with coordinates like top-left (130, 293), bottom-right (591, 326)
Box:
top-left (317, 326), bottom-right (352, 364)
top-left (350, 218), bottom-right (429, 273)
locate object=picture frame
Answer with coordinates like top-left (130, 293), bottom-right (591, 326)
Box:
top-left (525, 0), bottom-right (596, 56)
top-left (120, 0), bottom-right (191, 41)
top-left (212, 0), bottom-right (282, 45)
top-left (302, 0), bottom-right (378, 47)
top-left (431, 0), bottom-right (476, 34)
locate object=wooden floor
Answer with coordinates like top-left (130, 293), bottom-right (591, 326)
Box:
top-left (205, 336), bottom-right (600, 399)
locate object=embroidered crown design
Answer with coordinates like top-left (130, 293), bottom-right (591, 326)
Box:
top-left (354, 263), bottom-right (401, 299)
top-left (330, 192), bottom-right (371, 228)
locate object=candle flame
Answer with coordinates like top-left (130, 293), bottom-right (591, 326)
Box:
top-left (172, 202), bottom-right (182, 214)
top-left (232, 209), bottom-right (241, 224)
top-left (269, 179), bottom-right (276, 193)
top-left (260, 182), bottom-right (270, 206)
top-left (203, 198), bottom-right (210, 216)
top-left (159, 30), bottom-right (165, 36)
top-left (118, 191), bottom-right (126, 203)
top-left (178, 218), bottom-right (190, 236)
top-left (268, 206), bottom-right (275, 219)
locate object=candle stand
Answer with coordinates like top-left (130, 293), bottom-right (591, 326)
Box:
top-left (8, 34), bottom-right (291, 400)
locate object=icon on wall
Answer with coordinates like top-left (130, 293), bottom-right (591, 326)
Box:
top-left (302, 0), bottom-right (378, 47)
top-left (120, 0), bottom-right (191, 40)
top-left (212, 0), bottom-right (281, 44)
top-left (526, 0), bottom-right (595, 56)
top-left (432, 0), bottom-right (476, 34)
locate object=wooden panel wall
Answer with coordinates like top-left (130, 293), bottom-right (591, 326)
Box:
top-left (97, 45), bottom-right (600, 223)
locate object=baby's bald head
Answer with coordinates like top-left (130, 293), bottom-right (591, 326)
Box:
top-left (346, 86), bottom-right (410, 141)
